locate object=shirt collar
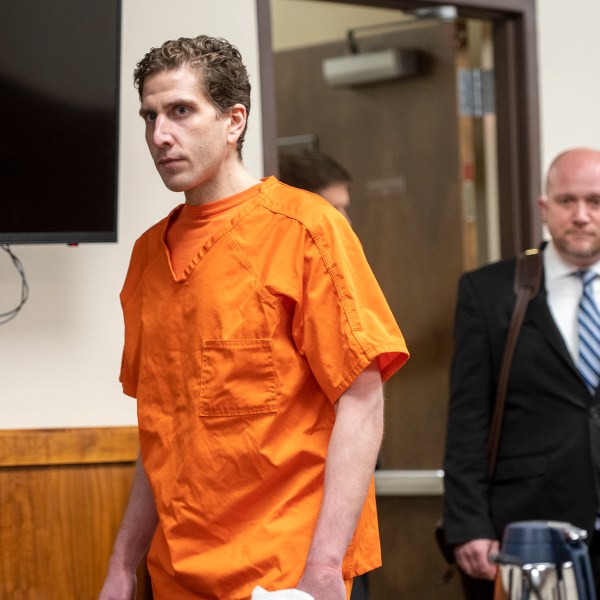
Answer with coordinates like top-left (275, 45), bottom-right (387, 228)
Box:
top-left (545, 240), bottom-right (600, 281)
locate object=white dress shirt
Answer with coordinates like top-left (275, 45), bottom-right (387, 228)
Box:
top-left (544, 241), bottom-right (600, 365)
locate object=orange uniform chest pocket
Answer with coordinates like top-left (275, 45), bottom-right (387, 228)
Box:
top-left (199, 338), bottom-right (278, 416)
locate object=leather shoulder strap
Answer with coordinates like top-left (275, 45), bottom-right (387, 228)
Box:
top-left (487, 249), bottom-right (543, 476)
top-left (514, 248), bottom-right (544, 298)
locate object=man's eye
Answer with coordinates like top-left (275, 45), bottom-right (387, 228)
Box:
top-left (556, 196), bottom-right (574, 205)
top-left (175, 106), bottom-right (190, 116)
top-left (588, 196), bottom-right (600, 208)
top-left (145, 112), bottom-right (157, 123)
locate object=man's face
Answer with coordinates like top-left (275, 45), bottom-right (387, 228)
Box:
top-left (319, 182), bottom-right (351, 222)
top-left (539, 150), bottom-right (600, 268)
top-left (139, 66), bottom-right (235, 204)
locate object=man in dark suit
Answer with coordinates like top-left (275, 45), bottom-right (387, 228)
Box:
top-left (443, 147), bottom-right (600, 598)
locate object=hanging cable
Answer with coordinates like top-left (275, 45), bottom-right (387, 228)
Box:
top-left (1, 245), bottom-right (29, 325)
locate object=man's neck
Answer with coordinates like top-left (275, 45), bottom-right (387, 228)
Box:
top-left (184, 162), bottom-right (261, 206)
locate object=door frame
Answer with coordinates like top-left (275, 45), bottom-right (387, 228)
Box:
top-left (257, 0), bottom-right (540, 255)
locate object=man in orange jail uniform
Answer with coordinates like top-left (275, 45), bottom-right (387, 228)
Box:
top-left (98, 35), bottom-right (408, 600)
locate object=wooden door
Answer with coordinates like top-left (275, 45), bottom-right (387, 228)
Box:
top-left (275, 16), bottom-right (480, 598)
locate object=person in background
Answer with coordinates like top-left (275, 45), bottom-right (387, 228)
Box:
top-left (278, 148), bottom-right (352, 222)
top-left (98, 34), bottom-right (409, 600)
top-left (442, 148), bottom-right (600, 598)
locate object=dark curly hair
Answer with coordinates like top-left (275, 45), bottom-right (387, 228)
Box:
top-left (133, 35), bottom-right (251, 157)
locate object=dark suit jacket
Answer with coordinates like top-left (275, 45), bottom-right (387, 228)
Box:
top-left (443, 252), bottom-right (600, 546)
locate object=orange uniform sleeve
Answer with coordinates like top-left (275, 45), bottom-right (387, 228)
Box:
top-left (291, 206), bottom-right (408, 402)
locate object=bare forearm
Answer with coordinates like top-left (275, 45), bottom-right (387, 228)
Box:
top-left (109, 454), bottom-right (158, 569)
top-left (99, 454), bottom-right (158, 599)
top-left (306, 361), bottom-right (384, 568)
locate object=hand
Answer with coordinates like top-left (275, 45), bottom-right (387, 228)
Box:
top-left (97, 565), bottom-right (137, 600)
top-left (297, 564), bottom-right (346, 600)
top-left (454, 538), bottom-right (500, 580)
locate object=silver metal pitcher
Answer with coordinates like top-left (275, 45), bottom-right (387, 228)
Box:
top-left (493, 521), bottom-right (596, 600)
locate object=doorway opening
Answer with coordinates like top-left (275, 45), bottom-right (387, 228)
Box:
top-left (256, 0), bottom-right (540, 596)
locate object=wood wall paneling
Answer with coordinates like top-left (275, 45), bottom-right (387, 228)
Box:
top-left (0, 427), bottom-right (151, 600)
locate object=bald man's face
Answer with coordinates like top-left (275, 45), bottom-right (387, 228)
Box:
top-left (539, 150), bottom-right (600, 268)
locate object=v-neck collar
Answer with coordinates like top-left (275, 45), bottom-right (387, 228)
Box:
top-left (160, 178), bottom-right (270, 282)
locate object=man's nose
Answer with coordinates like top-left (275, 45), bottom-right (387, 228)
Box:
top-left (574, 199), bottom-right (591, 223)
top-left (152, 116), bottom-right (173, 147)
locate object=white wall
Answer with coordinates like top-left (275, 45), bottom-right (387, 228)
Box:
top-left (271, 0), bottom-right (403, 51)
top-left (0, 0), bottom-right (263, 429)
top-left (537, 0), bottom-right (600, 173)
top-left (3, 0), bottom-right (600, 429)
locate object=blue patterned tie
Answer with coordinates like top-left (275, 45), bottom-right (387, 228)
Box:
top-left (577, 270), bottom-right (600, 395)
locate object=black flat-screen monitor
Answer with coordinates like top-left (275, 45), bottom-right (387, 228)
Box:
top-left (0, 0), bottom-right (121, 244)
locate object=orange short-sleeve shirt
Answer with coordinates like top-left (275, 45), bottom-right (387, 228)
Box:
top-left (120, 177), bottom-right (409, 599)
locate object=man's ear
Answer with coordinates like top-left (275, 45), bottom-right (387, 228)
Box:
top-left (227, 104), bottom-right (247, 146)
top-left (537, 195), bottom-right (548, 222)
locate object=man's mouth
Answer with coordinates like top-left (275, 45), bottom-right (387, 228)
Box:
top-left (158, 156), bottom-right (183, 166)
top-left (567, 230), bottom-right (595, 240)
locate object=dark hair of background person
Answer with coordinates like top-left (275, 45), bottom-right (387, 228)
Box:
top-left (278, 148), bottom-right (351, 193)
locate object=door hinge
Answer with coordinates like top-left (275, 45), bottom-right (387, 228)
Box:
top-left (458, 68), bottom-right (495, 117)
